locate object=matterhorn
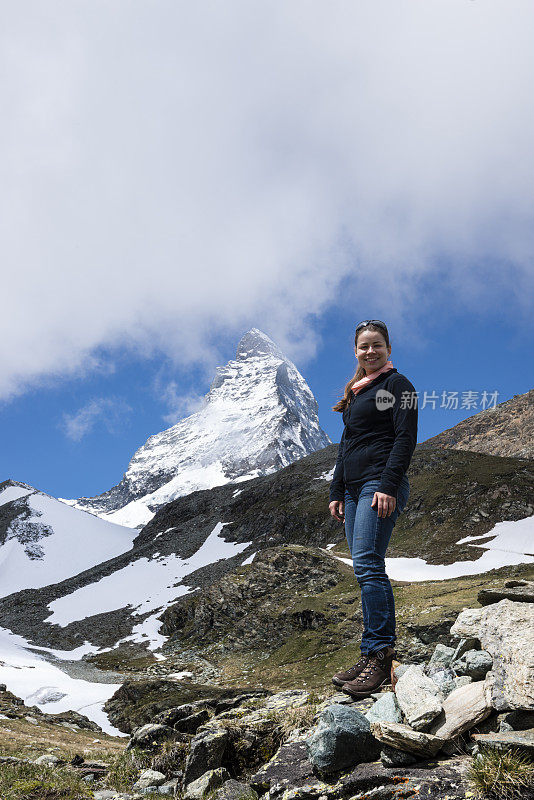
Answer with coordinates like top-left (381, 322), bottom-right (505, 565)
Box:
top-left (65, 328), bottom-right (331, 527)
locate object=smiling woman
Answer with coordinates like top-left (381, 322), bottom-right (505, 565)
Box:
top-left (328, 320), bottom-right (418, 700)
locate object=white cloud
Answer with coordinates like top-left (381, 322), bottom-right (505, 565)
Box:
top-left (2, 1), bottom-right (534, 400)
top-left (157, 379), bottom-right (207, 425)
top-left (60, 397), bottom-right (133, 441)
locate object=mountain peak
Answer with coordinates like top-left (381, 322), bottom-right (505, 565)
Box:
top-left (236, 328), bottom-right (285, 362)
top-left (71, 327), bottom-right (331, 527)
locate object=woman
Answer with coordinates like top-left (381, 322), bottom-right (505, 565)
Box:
top-left (328, 320), bottom-right (418, 699)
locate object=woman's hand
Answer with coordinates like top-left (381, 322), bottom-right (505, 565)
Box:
top-left (372, 491), bottom-right (396, 518)
top-left (329, 500), bottom-right (345, 522)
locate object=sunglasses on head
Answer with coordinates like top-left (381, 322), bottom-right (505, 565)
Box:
top-left (355, 319), bottom-right (388, 334)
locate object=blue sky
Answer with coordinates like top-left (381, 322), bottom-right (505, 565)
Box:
top-left (2, 299), bottom-right (531, 500)
top-left (2, 2), bottom-right (533, 499)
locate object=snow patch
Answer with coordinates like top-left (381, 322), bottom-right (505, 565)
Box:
top-left (0, 493), bottom-right (137, 598)
top-left (45, 522), bottom-right (252, 651)
top-left (331, 516), bottom-right (534, 580)
top-left (0, 627), bottom-right (124, 736)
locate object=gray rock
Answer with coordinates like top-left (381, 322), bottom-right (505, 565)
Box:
top-left (262, 690), bottom-right (310, 712)
top-left (152, 703), bottom-right (211, 733)
top-left (183, 727), bottom-right (228, 786)
top-left (452, 649), bottom-right (493, 680)
top-left (450, 599), bottom-right (534, 711)
top-left (213, 779), bottom-right (259, 800)
top-left (250, 740), bottom-right (315, 795)
top-left (379, 744), bottom-right (418, 766)
top-left (133, 769), bottom-right (167, 790)
top-left (394, 664), bottom-right (444, 730)
top-left (305, 703), bottom-right (381, 774)
top-left (471, 728), bottom-right (534, 756)
top-left (425, 644), bottom-right (456, 675)
top-left (450, 637), bottom-right (480, 662)
top-left (365, 692), bottom-right (402, 725)
top-left (128, 723), bottom-right (176, 749)
top-left (33, 754), bottom-right (61, 766)
top-left (158, 778), bottom-right (181, 795)
top-left (93, 793), bottom-right (121, 800)
top-left (393, 663), bottom-right (415, 681)
top-left (478, 580), bottom-right (534, 606)
top-left (370, 720), bottom-right (446, 758)
top-left (183, 768), bottom-right (230, 800)
top-left (428, 667), bottom-right (458, 697)
top-left (429, 680), bottom-right (493, 740)
top-left (453, 675), bottom-right (472, 690)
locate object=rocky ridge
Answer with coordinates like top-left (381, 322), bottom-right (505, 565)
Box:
top-left (0, 445), bottom-right (532, 661)
top-left (420, 387), bottom-right (534, 459)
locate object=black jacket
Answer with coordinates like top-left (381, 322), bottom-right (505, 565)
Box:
top-left (329, 368), bottom-right (418, 502)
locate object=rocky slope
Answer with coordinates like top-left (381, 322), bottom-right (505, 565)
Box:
top-left (0, 479), bottom-right (136, 598)
top-left (95, 584), bottom-right (534, 800)
top-left (420, 387), bottom-right (533, 459)
top-left (0, 444), bottom-right (532, 666)
top-left (64, 328), bottom-right (331, 528)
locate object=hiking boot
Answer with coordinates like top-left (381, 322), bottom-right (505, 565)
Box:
top-left (331, 653), bottom-right (370, 687)
top-left (341, 645), bottom-right (396, 699)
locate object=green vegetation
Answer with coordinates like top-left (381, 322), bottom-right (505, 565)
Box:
top-left (0, 761), bottom-right (94, 800)
top-left (104, 744), bottom-right (151, 791)
top-left (466, 747), bottom-right (534, 799)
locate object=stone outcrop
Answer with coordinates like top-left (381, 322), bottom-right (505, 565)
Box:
top-left (305, 703), bottom-right (381, 773)
top-left (450, 598), bottom-right (534, 710)
top-left (428, 680), bottom-right (494, 739)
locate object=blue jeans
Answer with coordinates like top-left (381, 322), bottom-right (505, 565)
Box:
top-left (344, 475), bottom-right (410, 655)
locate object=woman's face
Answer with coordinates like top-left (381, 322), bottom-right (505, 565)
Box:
top-left (355, 328), bottom-right (391, 376)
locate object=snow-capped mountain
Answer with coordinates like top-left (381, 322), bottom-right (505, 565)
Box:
top-left (65, 328), bottom-right (331, 528)
top-left (0, 479), bottom-right (137, 599)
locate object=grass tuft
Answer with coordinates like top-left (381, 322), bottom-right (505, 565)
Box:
top-left (0, 761), bottom-right (94, 800)
top-left (104, 744), bottom-right (151, 791)
top-left (466, 746), bottom-right (534, 800)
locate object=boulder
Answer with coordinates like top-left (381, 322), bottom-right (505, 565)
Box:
top-left (250, 740), bottom-right (316, 795)
top-left (428, 668), bottom-right (457, 698)
top-left (369, 720), bottom-right (445, 758)
top-left (471, 727), bottom-right (534, 756)
top-left (128, 722), bottom-right (176, 749)
top-left (365, 692), bottom-right (403, 725)
top-left (183, 768), bottom-right (230, 800)
top-left (152, 701), bottom-right (212, 730)
top-left (34, 754), bottom-right (61, 766)
top-left (262, 690), bottom-right (310, 712)
top-left (305, 703), bottom-right (381, 774)
top-left (213, 780), bottom-right (259, 800)
top-left (450, 599), bottom-right (534, 710)
top-left (132, 769), bottom-right (166, 790)
top-left (451, 649), bottom-right (493, 680)
top-left (394, 664), bottom-right (444, 730)
top-left (477, 579), bottom-right (534, 606)
top-left (450, 637), bottom-right (480, 662)
top-left (425, 644), bottom-right (456, 675)
top-left (183, 727), bottom-right (228, 786)
top-left (429, 680), bottom-right (493, 740)
top-left (159, 778), bottom-right (181, 795)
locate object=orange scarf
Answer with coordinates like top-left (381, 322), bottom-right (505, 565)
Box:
top-left (351, 360), bottom-right (394, 395)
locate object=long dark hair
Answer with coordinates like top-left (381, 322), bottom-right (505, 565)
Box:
top-left (332, 323), bottom-right (391, 412)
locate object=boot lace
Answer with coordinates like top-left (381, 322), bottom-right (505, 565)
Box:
top-left (344, 655), bottom-right (369, 677)
top-left (354, 654), bottom-right (385, 683)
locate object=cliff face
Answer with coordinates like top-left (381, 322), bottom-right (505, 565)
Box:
top-left (420, 388), bottom-right (534, 459)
